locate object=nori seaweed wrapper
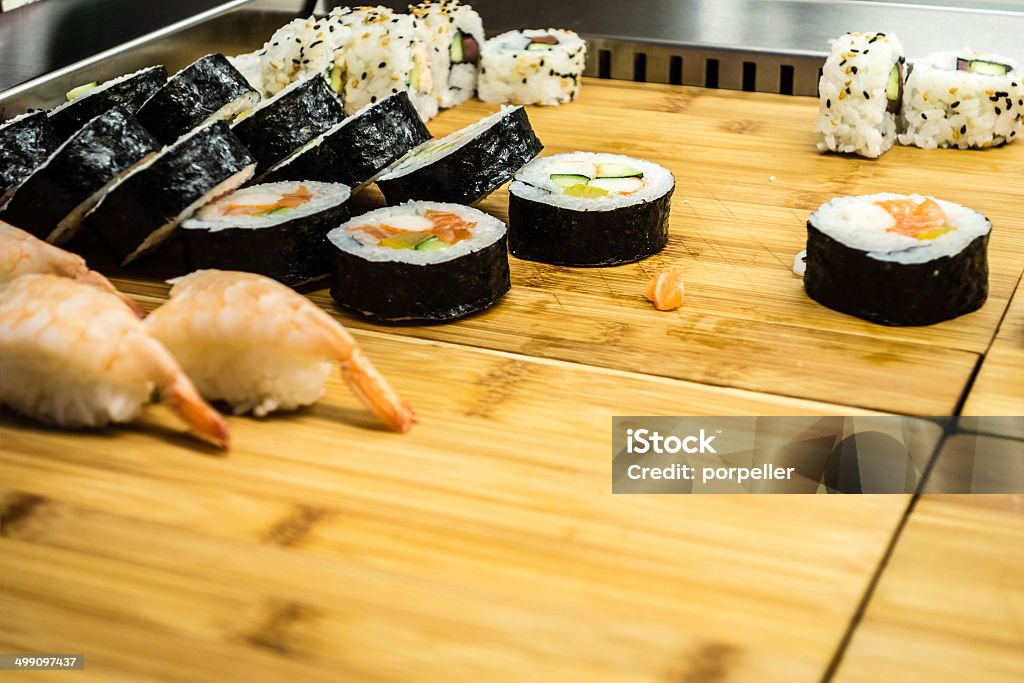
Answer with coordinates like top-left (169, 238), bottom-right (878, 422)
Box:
top-left (262, 91), bottom-right (430, 187)
top-left (136, 55), bottom-right (258, 144)
top-left (86, 121), bottom-right (255, 264)
top-left (376, 107), bottom-right (543, 205)
top-left (1, 107), bottom-right (159, 243)
top-left (232, 77), bottom-right (347, 174)
top-left (0, 111), bottom-right (62, 203)
top-left (181, 195), bottom-right (351, 286)
top-left (507, 186), bottom-right (673, 266)
top-left (48, 65), bottom-right (167, 139)
top-left (803, 221), bottom-right (989, 326)
top-left (329, 240), bottom-right (511, 322)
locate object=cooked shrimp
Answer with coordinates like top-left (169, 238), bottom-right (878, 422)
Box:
top-left (0, 274), bottom-right (228, 447)
top-left (0, 220), bottom-right (146, 317)
top-left (646, 269), bottom-right (686, 311)
top-left (145, 270), bottom-right (415, 432)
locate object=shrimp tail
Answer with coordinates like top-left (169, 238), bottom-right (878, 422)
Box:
top-left (161, 371), bottom-right (231, 448)
top-left (340, 348), bottom-right (416, 433)
top-left (74, 268), bottom-right (147, 318)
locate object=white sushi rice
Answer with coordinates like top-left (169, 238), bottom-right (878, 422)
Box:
top-left (411, 0), bottom-right (485, 109)
top-left (228, 51), bottom-right (269, 95)
top-left (477, 29), bottom-right (587, 106)
top-left (511, 152), bottom-right (674, 211)
top-left (327, 200), bottom-right (506, 265)
top-left (377, 105), bottom-right (516, 181)
top-left (240, 14), bottom-right (351, 98)
top-left (899, 50), bottom-right (1023, 149)
top-left (331, 6), bottom-right (438, 121)
top-left (816, 32), bottom-right (904, 158)
top-left (809, 193), bottom-right (991, 264)
top-left (182, 180), bottom-right (350, 232)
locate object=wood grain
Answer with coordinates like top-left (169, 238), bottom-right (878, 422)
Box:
top-left (1, 330), bottom-right (912, 683)
top-left (94, 79), bottom-right (1024, 414)
top-left (833, 438), bottom-right (1024, 683)
top-left (962, 276), bottom-right (1024, 439)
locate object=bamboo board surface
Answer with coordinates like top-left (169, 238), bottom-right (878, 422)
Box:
top-left (3, 331), bottom-right (908, 682)
top-left (833, 437), bottom-right (1024, 683)
top-left (1, 78), bottom-right (1022, 681)
top-left (962, 277), bottom-right (1024, 439)
top-left (102, 79), bottom-right (1024, 415)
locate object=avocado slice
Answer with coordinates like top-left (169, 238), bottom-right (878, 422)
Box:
top-left (451, 30), bottom-right (464, 63)
top-left (564, 183), bottom-right (609, 199)
top-left (66, 81), bottom-right (100, 102)
top-left (957, 58), bottom-right (1012, 76)
top-left (550, 173), bottom-right (591, 188)
top-left (329, 66), bottom-right (344, 94)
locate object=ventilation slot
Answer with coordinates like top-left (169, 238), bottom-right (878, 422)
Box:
top-left (705, 58), bottom-right (719, 88)
top-left (669, 56), bottom-right (683, 86)
top-left (779, 64), bottom-right (795, 95)
top-left (742, 62), bottom-right (756, 92)
top-left (633, 53), bottom-right (647, 82)
top-left (598, 49), bottom-right (611, 79)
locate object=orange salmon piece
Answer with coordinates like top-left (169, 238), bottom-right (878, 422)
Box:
top-left (646, 269), bottom-right (686, 311)
top-left (224, 185), bottom-right (313, 217)
top-left (875, 198), bottom-right (948, 238)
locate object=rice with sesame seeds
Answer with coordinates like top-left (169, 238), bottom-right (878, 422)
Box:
top-left (816, 32), bottom-right (905, 158)
top-left (477, 29), bottom-right (586, 106)
top-left (410, 0), bottom-right (485, 109)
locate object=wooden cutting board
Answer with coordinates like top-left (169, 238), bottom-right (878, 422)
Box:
top-left (1, 78), bottom-right (1022, 682)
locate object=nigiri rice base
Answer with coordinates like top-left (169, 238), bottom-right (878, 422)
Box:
top-left (158, 343), bottom-right (332, 417)
top-left (0, 352), bottom-right (151, 427)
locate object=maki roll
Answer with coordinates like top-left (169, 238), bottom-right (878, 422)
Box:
top-left (135, 54), bottom-right (260, 144)
top-left (816, 32), bottom-right (906, 158)
top-left (327, 201), bottom-right (510, 321)
top-left (47, 65), bottom-right (167, 139)
top-left (329, 6), bottom-right (438, 121)
top-left (0, 111), bottom-right (62, 205)
top-left (478, 29), bottom-right (587, 106)
top-left (86, 121), bottom-right (256, 265)
top-left (899, 51), bottom-right (1023, 149)
top-left (1, 107), bottom-right (160, 245)
top-left (410, 0), bottom-right (485, 109)
top-left (261, 91), bottom-right (430, 189)
top-left (508, 152), bottom-right (674, 266)
top-left (231, 76), bottom-right (346, 175)
top-left (180, 181), bottom-right (352, 286)
top-left (376, 106), bottom-right (542, 205)
top-left (804, 193), bottom-right (991, 326)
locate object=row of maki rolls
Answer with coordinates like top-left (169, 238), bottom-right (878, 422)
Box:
top-left (817, 31), bottom-right (1023, 158)
top-left (230, 1), bottom-right (587, 121)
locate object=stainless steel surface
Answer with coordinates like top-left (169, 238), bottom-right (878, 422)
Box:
top-left (3, 0), bottom-right (1023, 117)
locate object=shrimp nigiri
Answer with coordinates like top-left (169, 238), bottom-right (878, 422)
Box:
top-left (144, 270), bottom-right (415, 432)
top-left (0, 274), bottom-right (229, 447)
top-left (0, 220), bottom-right (145, 317)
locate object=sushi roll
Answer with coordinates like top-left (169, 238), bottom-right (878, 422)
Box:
top-left (816, 32), bottom-right (906, 158)
top-left (804, 193), bottom-right (990, 326)
top-left (135, 54), bottom-right (260, 144)
top-left (899, 51), bottom-right (1023, 149)
top-left (376, 106), bottom-right (542, 205)
top-left (261, 91), bottom-right (430, 189)
top-left (508, 152), bottom-right (674, 266)
top-left (0, 274), bottom-right (228, 447)
top-left (144, 270), bottom-right (414, 431)
top-left (329, 6), bottom-right (438, 121)
top-left (477, 29), bottom-right (587, 106)
top-left (47, 65), bottom-right (167, 139)
top-left (1, 107), bottom-right (160, 245)
top-left (86, 121), bottom-right (256, 265)
top-left (0, 111), bottom-right (62, 205)
top-left (231, 76), bottom-right (346, 175)
top-left (238, 12), bottom-right (352, 98)
top-left (180, 181), bottom-right (352, 286)
top-left (327, 201), bottom-right (510, 322)
top-left (410, 0), bottom-right (484, 109)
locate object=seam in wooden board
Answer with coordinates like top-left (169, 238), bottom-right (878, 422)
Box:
top-left (954, 268), bottom-right (1024, 420)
